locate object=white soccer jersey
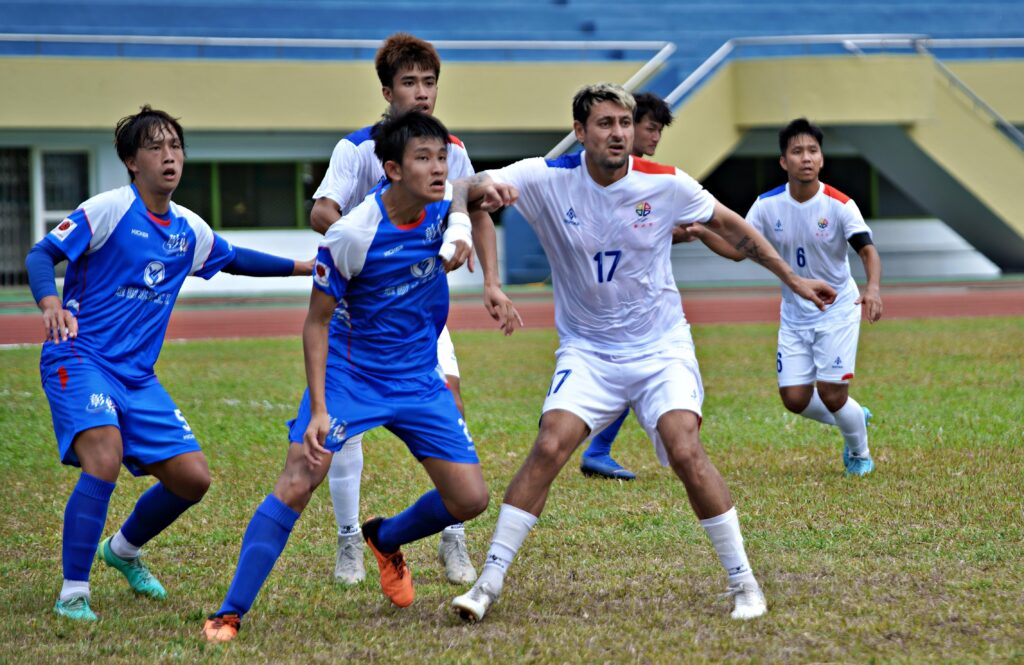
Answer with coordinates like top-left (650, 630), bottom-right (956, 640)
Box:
top-left (746, 182), bottom-right (872, 328)
top-left (489, 153), bottom-right (715, 355)
top-left (313, 124), bottom-right (475, 214)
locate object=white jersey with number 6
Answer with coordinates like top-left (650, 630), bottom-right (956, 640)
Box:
top-left (488, 153), bottom-right (715, 355)
top-left (746, 182), bottom-right (871, 329)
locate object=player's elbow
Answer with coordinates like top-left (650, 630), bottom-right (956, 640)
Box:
top-left (310, 199), bottom-right (339, 235)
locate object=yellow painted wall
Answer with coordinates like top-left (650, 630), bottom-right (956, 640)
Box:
top-left (0, 57), bottom-right (639, 131)
top-left (946, 61), bottom-right (1024, 123)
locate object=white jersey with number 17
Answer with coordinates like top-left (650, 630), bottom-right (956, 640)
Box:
top-left (488, 153), bottom-right (716, 356)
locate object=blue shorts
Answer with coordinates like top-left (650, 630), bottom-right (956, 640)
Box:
top-left (287, 365), bottom-right (478, 464)
top-left (41, 357), bottom-right (201, 476)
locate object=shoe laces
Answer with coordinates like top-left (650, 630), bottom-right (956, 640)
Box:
top-left (721, 581), bottom-right (759, 600)
top-left (210, 613), bottom-right (241, 631)
top-left (386, 551), bottom-right (408, 579)
top-left (468, 582), bottom-right (498, 603)
top-left (443, 535), bottom-right (473, 568)
top-left (63, 595), bottom-right (90, 610)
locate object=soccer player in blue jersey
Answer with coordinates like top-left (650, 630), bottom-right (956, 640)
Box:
top-left (202, 111), bottom-right (516, 642)
top-left (579, 92), bottom-right (677, 481)
top-left (25, 106), bottom-right (313, 622)
top-left (310, 33), bottom-right (519, 586)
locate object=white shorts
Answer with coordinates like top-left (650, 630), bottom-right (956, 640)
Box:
top-left (542, 343), bottom-right (703, 467)
top-left (437, 325), bottom-right (460, 379)
top-left (776, 319), bottom-right (860, 387)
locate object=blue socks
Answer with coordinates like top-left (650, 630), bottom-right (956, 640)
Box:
top-left (120, 482), bottom-right (198, 549)
top-left (63, 472), bottom-right (116, 581)
top-left (375, 489), bottom-right (459, 553)
top-left (218, 495), bottom-right (299, 617)
top-left (584, 408), bottom-right (629, 458)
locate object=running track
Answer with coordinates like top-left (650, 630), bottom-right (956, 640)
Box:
top-left (3, 281), bottom-right (1022, 345)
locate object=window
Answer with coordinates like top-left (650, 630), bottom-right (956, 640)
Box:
top-left (219, 163), bottom-right (296, 229)
top-left (42, 152), bottom-right (89, 230)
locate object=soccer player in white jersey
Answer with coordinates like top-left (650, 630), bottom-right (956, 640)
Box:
top-left (580, 91), bottom-right (678, 481)
top-left (747, 119), bottom-right (882, 474)
top-left (449, 84), bottom-right (838, 623)
top-left (680, 119), bottom-right (882, 474)
top-left (202, 112), bottom-right (517, 642)
top-left (310, 33), bottom-right (519, 586)
top-left (24, 106), bottom-right (312, 622)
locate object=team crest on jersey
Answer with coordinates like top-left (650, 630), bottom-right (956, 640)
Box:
top-left (143, 261), bottom-right (166, 287)
top-left (562, 207), bottom-right (579, 226)
top-left (85, 393), bottom-right (117, 415)
top-left (411, 256), bottom-right (437, 278)
top-left (66, 299), bottom-right (80, 315)
top-left (635, 201), bottom-right (652, 217)
top-left (51, 218), bottom-right (77, 241)
top-left (163, 233), bottom-right (189, 255)
top-left (774, 219), bottom-right (783, 232)
top-left (424, 222), bottom-right (441, 242)
top-left (314, 260), bottom-right (331, 288)
top-left (817, 218), bottom-right (829, 229)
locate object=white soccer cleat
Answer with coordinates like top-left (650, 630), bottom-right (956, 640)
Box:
top-left (725, 581), bottom-right (767, 620)
top-left (438, 530), bottom-right (477, 585)
top-left (334, 532), bottom-right (366, 585)
top-left (452, 581), bottom-right (499, 622)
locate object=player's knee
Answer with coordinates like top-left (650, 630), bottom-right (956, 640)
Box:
top-left (531, 432), bottom-right (571, 467)
top-left (779, 387), bottom-right (811, 413)
top-left (816, 383), bottom-right (848, 412)
top-left (448, 489), bottom-right (489, 522)
top-left (177, 467), bottom-right (211, 502)
top-left (665, 437), bottom-right (704, 470)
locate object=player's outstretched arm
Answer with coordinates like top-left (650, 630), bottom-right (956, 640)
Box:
top-left (25, 242), bottom-right (78, 344)
top-left (301, 288), bottom-right (336, 469)
top-left (673, 223), bottom-right (745, 260)
top-left (222, 246), bottom-right (314, 278)
top-left (310, 197), bottom-right (343, 235)
top-left (706, 201), bottom-right (837, 311)
top-left (855, 243), bottom-right (883, 323)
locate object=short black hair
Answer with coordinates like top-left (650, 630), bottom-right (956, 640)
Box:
top-left (114, 105), bottom-right (185, 181)
top-left (372, 111), bottom-right (450, 167)
top-left (779, 117), bottom-right (824, 155)
top-left (633, 92), bottom-right (673, 127)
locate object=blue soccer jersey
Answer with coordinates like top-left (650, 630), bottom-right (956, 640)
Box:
top-left (312, 183), bottom-right (453, 379)
top-left (38, 184), bottom-right (235, 383)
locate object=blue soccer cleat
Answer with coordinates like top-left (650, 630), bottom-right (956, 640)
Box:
top-left (845, 455), bottom-right (875, 476)
top-left (100, 537), bottom-right (167, 600)
top-left (580, 454), bottom-right (636, 480)
top-left (54, 594), bottom-right (97, 621)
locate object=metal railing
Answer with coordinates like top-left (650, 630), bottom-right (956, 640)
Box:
top-left (546, 34), bottom-right (1024, 159)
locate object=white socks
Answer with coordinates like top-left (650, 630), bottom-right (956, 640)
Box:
top-left (833, 397), bottom-right (870, 458)
top-left (477, 504), bottom-right (537, 593)
top-left (443, 523), bottom-right (465, 536)
top-left (328, 434), bottom-right (364, 536)
top-left (60, 579), bottom-right (90, 602)
top-left (799, 389), bottom-right (836, 425)
top-left (699, 507), bottom-right (757, 587)
top-left (799, 389), bottom-right (870, 458)
top-left (110, 530), bottom-right (141, 560)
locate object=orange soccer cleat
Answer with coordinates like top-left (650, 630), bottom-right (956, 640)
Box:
top-left (361, 517), bottom-right (415, 607)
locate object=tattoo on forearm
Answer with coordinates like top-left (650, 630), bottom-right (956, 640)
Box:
top-left (452, 174), bottom-right (489, 214)
top-left (735, 235), bottom-right (765, 264)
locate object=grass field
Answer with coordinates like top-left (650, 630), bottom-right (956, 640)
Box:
top-left (1, 317), bottom-right (1022, 663)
